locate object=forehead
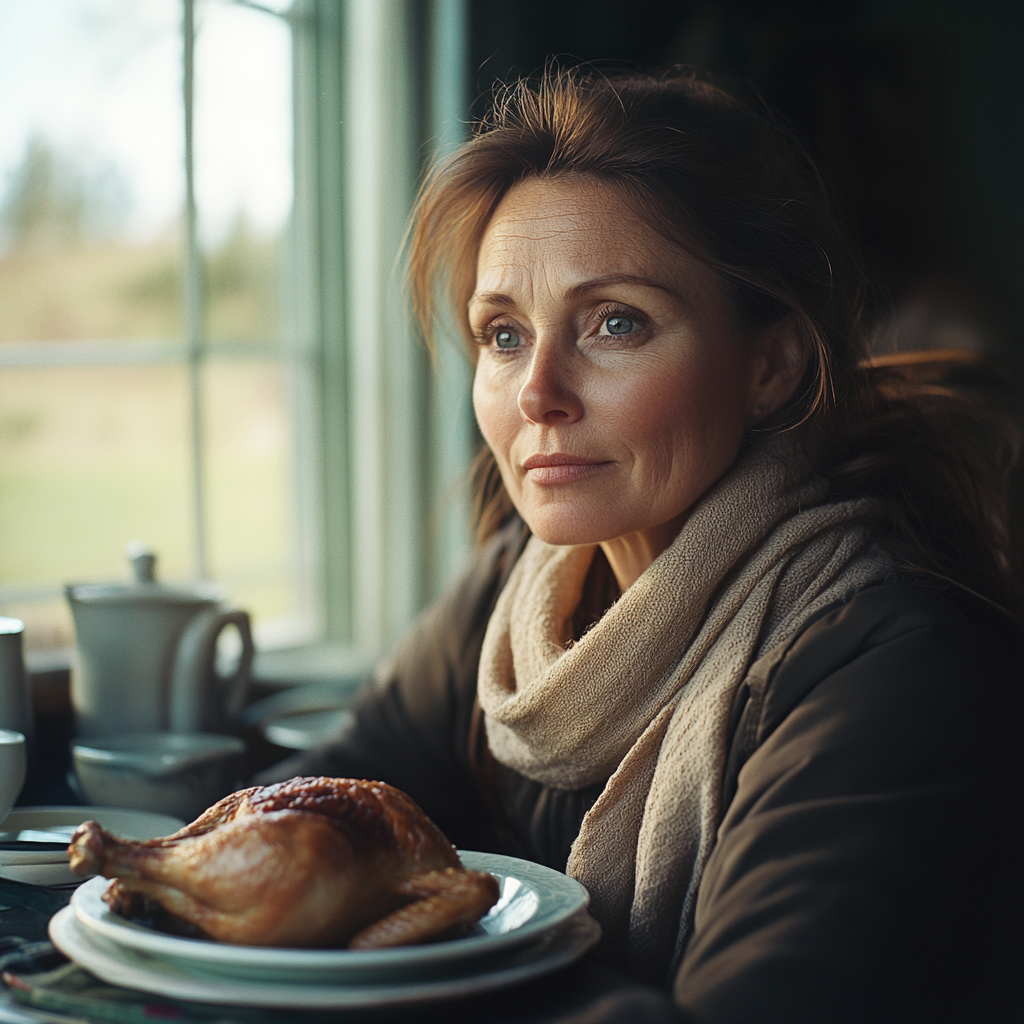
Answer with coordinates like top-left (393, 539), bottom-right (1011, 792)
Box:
top-left (475, 176), bottom-right (683, 290)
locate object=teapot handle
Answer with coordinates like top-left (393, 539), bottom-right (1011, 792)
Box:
top-left (168, 609), bottom-right (254, 733)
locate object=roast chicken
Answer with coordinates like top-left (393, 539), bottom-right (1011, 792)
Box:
top-left (67, 777), bottom-right (499, 949)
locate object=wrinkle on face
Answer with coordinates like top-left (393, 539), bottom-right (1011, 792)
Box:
top-left (470, 175), bottom-right (769, 589)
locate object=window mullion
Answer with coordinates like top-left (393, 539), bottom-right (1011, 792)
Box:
top-left (341, 0), bottom-right (427, 657)
top-left (425, 0), bottom-right (474, 601)
top-left (182, 0), bottom-right (208, 580)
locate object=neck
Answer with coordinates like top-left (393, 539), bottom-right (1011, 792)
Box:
top-left (599, 513), bottom-right (686, 591)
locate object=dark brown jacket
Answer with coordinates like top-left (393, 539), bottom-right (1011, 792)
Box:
top-left (261, 519), bottom-right (1023, 1023)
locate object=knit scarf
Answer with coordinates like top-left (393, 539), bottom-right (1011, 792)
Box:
top-left (476, 433), bottom-right (891, 982)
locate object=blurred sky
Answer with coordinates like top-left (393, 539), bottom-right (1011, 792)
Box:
top-left (0, 0), bottom-right (292, 245)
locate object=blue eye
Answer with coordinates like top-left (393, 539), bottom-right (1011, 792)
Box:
top-left (604, 316), bottom-right (634, 335)
top-left (495, 329), bottom-right (522, 349)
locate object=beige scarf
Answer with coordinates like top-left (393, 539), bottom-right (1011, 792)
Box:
top-left (477, 433), bottom-right (891, 982)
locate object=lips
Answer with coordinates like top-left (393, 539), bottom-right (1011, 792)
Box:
top-left (521, 453), bottom-right (611, 484)
top-left (522, 453), bottom-right (603, 470)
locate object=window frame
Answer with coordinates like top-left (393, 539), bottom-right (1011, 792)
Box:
top-left (269, 0), bottom-right (475, 678)
top-left (4, 0), bottom-right (475, 686)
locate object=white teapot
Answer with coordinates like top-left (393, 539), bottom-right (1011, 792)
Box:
top-left (67, 546), bottom-right (254, 738)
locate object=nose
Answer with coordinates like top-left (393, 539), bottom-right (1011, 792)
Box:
top-left (517, 344), bottom-right (584, 425)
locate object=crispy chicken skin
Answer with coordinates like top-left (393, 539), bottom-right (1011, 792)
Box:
top-left (67, 777), bottom-right (499, 949)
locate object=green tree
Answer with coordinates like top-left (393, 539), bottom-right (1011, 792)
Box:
top-left (0, 136), bottom-right (130, 253)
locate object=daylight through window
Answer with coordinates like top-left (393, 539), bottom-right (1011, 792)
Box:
top-left (0, 0), bottom-right (299, 661)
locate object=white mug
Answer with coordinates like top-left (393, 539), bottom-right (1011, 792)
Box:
top-left (0, 730), bottom-right (26, 824)
top-left (0, 618), bottom-right (34, 744)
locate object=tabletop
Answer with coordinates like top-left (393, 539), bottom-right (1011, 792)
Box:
top-left (0, 874), bottom-right (661, 1024)
top-left (1, 682), bottom-right (673, 1023)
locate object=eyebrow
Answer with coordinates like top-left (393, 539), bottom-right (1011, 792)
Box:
top-left (468, 273), bottom-right (677, 310)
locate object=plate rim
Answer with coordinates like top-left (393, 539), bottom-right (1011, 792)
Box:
top-left (71, 850), bottom-right (589, 975)
top-left (0, 807), bottom-right (186, 866)
top-left (2, 805), bottom-right (186, 835)
top-left (50, 905), bottom-right (601, 1009)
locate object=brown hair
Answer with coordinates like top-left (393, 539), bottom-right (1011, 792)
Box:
top-left (409, 66), bottom-right (1021, 617)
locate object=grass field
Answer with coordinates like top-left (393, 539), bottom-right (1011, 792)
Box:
top-left (0, 224), bottom-right (280, 345)
top-left (0, 234), bottom-right (297, 654)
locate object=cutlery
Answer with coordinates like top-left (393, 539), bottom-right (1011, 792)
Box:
top-left (0, 827), bottom-right (78, 851)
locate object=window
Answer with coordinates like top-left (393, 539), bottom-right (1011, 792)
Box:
top-left (0, 0), bottom-right (474, 677)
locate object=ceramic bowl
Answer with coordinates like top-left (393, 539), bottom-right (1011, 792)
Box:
top-left (0, 729), bottom-right (26, 823)
top-left (72, 732), bottom-right (245, 823)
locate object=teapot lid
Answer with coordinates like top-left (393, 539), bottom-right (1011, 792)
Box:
top-left (66, 544), bottom-right (226, 606)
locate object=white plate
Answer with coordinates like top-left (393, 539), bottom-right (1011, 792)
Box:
top-left (0, 807), bottom-right (185, 885)
top-left (50, 905), bottom-right (600, 1009)
top-left (71, 851), bottom-right (590, 983)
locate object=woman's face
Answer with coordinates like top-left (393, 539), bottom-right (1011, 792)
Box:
top-left (470, 176), bottom-right (789, 573)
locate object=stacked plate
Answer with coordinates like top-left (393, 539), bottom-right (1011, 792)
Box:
top-left (49, 851), bottom-right (601, 1010)
top-left (0, 806), bottom-right (186, 886)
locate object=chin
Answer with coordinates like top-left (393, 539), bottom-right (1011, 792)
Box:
top-left (521, 505), bottom-right (628, 548)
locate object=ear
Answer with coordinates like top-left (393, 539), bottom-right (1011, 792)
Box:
top-left (745, 316), bottom-right (808, 429)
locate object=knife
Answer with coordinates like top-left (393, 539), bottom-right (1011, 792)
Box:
top-left (0, 827), bottom-right (79, 852)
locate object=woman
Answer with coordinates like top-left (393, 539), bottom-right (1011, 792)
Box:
top-left (261, 68), bottom-right (1021, 1022)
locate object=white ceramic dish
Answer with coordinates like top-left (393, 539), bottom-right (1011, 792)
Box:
top-left (0, 806), bottom-right (185, 885)
top-left (71, 851), bottom-right (590, 983)
top-left (50, 906), bottom-right (600, 1009)
top-left (72, 732), bottom-right (244, 822)
top-left (262, 708), bottom-right (354, 750)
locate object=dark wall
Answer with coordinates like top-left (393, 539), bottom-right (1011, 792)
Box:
top-left (469, 0), bottom-right (1024, 359)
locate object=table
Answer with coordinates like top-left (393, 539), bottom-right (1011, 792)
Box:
top-left (1, 874), bottom-right (662, 1024)
top-left (4, 684), bottom-right (673, 1022)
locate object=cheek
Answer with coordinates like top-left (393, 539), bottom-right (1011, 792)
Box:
top-left (472, 366), bottom-right (515, 462)
top-left (607, 348), bottom-right (751, 475)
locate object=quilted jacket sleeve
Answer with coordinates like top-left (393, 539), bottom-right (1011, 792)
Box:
top-left (672, 586), bottom-right (1023, 1023)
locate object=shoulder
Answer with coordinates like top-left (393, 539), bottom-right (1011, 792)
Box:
top-left (411, 516), bottom-right (530, 654)
top-left (762, 578), bottom-right (1021, 708)
top-left (362, 515), bottom-right (529, 718)
top-left (723, 580), bottom-right (1022, 806)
